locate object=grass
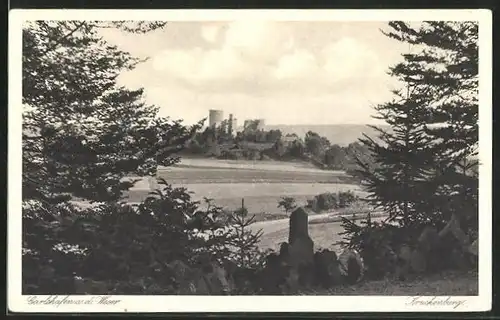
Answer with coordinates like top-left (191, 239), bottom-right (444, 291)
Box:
top-left (174, 157), bottom-right (338, 172)
top-left (156, 158), bottom-right (353, 184)
top-left (309, 211), bottom-right (387, 225)
top-left (299, 270), bottom-right (478, 296)
top-left (126, 183), bottom-right (367, 216)
top-left (121, 158), bottom-right (363, 216)
top-left (156, 168), bottom-right (353, 184)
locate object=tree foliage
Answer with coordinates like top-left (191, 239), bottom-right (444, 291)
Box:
top-left (23, 180), bottom-right (264, 294)
top-left (305, 130), bottom-right (331, 159)
top-left (22, 21), bottom-right (202, 205)
top-left (353, 21), bottom-right (478, 230)
top-left (277, 197), bottom-right (297, 214)
top-left (21, 21), bottom-right (215, 294)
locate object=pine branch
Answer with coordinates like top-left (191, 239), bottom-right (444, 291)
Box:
top-left (42, 21), bottom-right (87, 55)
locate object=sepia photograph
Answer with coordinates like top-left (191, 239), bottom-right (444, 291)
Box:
top-left (8, 9), bottom-right (492, 313)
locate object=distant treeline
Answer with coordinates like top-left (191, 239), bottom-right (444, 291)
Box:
top-left (180, 121), bottom-right (375, 175)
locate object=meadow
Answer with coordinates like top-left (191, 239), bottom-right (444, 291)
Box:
top-left (81, 157), bottom-right (478, 295)
top-left (125, 158), bottom-right (365, 217)
top-left (174, 158), bottom-right (339, 172)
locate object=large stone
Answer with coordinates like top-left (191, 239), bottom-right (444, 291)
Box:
top-left (259, 252), bottom-right (293, 294)
top-left (419, 226), bottom-right (447, 272)
top-left (279, 242), bottom-right (291, 263)
top-left (439, 214), bottom-right (472, 251)
top-left (284, 267), bottom-right (300, 293)
top-left (288, 207), bottom-right (315, 268)
top-left (288, 207), bottom-right (311, 244)
top-left (468, 238), bottom-right (478, 256)
top-left (449, 248), bottom-right (469, 270)
top-left (297, 263), bottom-right (315, 288)
top-left (167, 259), bottom-right (232, 295)
top-left (314, 249), bottom-right (342, 288)
top-left (288, 237), bottom-right (315, 268)
top-left (73, 277), bottom-right (109, 295)
top-left (167, 260), bottom-right (191, 279)
top-left (202, 262), bottom-right (233, 294)
top-left (166, 260), bottom-right (199, 294)
top-left (395, 244), bottom-right (414, 281)
top-left (338, 249), bottom-right (364, 284)
top-left (395, 244), bottom-right (429, 278)
top-left (418, 226), bottom-right (441, 254)
top-left (410, 249), bottom-right (427, 274)
top-left (398, 244), bottom-right (412, 263)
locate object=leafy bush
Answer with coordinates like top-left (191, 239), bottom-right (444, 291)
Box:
top-left (22, 179), bottom-right (266, 295)
top-left (337, 191), bottom-right (358, 208)
top-left (277, 197), bottom-right (297, 214)
top-left (338, 216), bottom-right (411, 280)
top-left (218, 150), bottom-right (242, 160)
top-left (338, 213), bottom-right (475, 280)
top-left (308, 191), bottom-right (360, 213)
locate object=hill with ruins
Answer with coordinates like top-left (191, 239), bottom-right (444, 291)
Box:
top-left (261, 124), bottom-right (391, 146)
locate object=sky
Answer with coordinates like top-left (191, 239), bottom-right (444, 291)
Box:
top-left (100, 21), bottom-right (411, 126)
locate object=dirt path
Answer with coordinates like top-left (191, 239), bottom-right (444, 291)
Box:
top-left (249, 212), bottom-right (332, 234)
top-left (250, 211), bottom-right (386, 234)
top-left (252, 212), bottom-right (387, 251)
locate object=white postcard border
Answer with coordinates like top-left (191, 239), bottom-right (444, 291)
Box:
top-left (8, 9), bottom-right (493, 313)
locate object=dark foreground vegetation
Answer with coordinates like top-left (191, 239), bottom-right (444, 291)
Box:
top-left (22, 21), bottom-right (478, 295)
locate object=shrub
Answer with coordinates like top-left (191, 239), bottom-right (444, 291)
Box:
top-left (337, 190), bottom-right (359, 208)
top-left (218, 150), bottom-right (240, 160)
top-left (308, 191), bottom-right (360, 213)
top-left (338, 216), bottom-right (411, 280)
top-left (22, 179), bottom-right (266, 295)
top-left (316, 193), bottom-right (337, 211)
top-left (277, 197), bottom-right (297, 214)
top-left (338, 212), bottom-right (475, 280)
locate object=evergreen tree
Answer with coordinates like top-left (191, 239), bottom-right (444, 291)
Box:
top-left (384, 21), bottom-right (479, 230)
top-left (355, 21), bottom-right (478, 229)
top-left (22, 21), bottom-right (201, 205)
top-left (21, 21), bottom-right (209, 293)
top-left (227, 205), bottom-right (264, 269)
top-left (356, 89), bottom-right (434, 228)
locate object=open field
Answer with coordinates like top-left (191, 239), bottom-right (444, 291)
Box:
top-left (171, 158), bottom-right (337, 173)
top-left (121, 158), bottom-right (364, 216)
top-left (126, 182), bottom-right (367, 216)
top-left (157, 166), bottom-right (351, 185)
top-left (74, 156), bottom-right (479, 296)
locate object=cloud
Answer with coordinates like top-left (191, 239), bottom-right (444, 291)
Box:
top-left (223, 21), bottom-right (294, 63)
top-left (200, 24), bottom-right (221, 43)
top-left (148, 22), bottom-right (387, 95)
top-left (109, 21), bottom-right (406, 125)
top-left (322, 37), bottom-right (383, 82)
top-left (273, 49), bottom-right (318, 80)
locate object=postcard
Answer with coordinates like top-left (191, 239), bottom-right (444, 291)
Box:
top-left (8, 8), bottom-right (492, 313)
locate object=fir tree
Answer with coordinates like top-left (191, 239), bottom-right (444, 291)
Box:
top-left (355, 21), bottom-right (478, 229)
top-left (22, 21), bottom-right (202, 205)
top-left (356, 87), bottom-right (435, 228)
top-left (21, 21), bottom-right (208, 293)
top-left (384, 21), bottom-right (479, 229)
